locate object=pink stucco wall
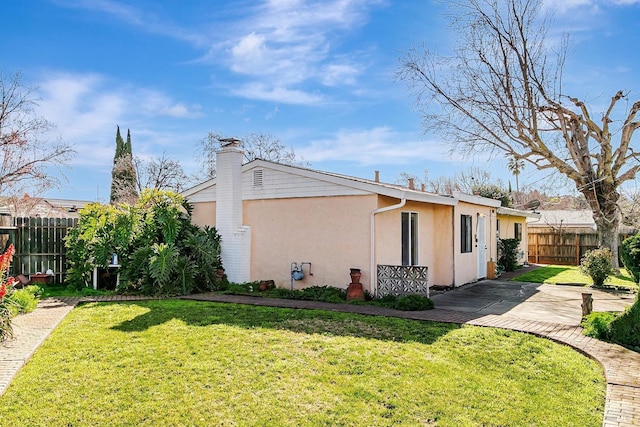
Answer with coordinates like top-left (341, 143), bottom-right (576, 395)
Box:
top-left (191, 201), bottom-right (216, 227)
top-left (453, 202), bottom-right (498, 286)
top-left (497, 213), bottom-right (529, 264)
top-left (245, 194), bottom-right (377, 290)
top-left (190, 194), bottom-right (459, 291)
top-left (374, 198), bottom-right (454, 287)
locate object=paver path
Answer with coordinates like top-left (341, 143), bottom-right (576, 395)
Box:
top-left (0, 293), bottom-right (638, 426)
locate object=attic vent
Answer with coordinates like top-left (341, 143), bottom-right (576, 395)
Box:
top-left (253, 169), bottom-right (264, 187)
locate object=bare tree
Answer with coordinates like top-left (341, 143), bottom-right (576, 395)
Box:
top-left (196, 132), bottom-right (308, 180)
top-left (394, 172), bottom-right (425, 189)
top-left (0, 71), bottom-right (74, 196)
top-left (425, 167), bottom-right (498, 195)
top-left (399, 0), bottom-right (640, 267)
top-left (134, 153), bottom-right (191, 193)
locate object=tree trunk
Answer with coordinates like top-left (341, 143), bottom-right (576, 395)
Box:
top-left (581, 181), bottom-right (620, 268)
top-left (595, 214), bottom-right (620, 268)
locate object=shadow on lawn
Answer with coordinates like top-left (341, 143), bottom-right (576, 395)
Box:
top-left (108, 300), bottom-right (460, 345)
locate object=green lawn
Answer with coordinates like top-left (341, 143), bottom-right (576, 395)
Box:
top-left (39, 284), bottom-right (116, 298)
top-left (511, 265), bottom-right (638, 290)
top-left (0, 300), bottom-right (604, 426)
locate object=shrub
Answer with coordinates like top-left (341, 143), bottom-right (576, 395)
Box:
top-left (66, 189), bottom-right (223, 296)
top-left (620, 234), bottom-right (640, 284)
top-left (393, 294), bottom-right (435, 311)
top-left (227, 284), bottom-right (349, 304)
top-left (24, 285), bottom-right (44, 299)
top-left (581, 311), bottom-right (617, 340)
top-left (0, 305), bottom-right (12, 342)
top-left (580, 248), bottom-right (614, 288)
top-left (297, 286), bottom-right (347, 303)
top-left (369, 294), bottom-right (434, 311)
top-left (0, 244), bottom-right (16, 342)
top-left (581, 299), bottom-right (640, 352)
top-left (5, 287), bottom-right (39, 316)
top-left (498, 238), bottom-right (520, 272)
top-left (608, 299), bottom-right (640, 351)
top-left (471, 184), bottom-right (513, 207)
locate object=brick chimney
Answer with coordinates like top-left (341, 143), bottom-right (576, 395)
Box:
top-left (408, 178), bottom-right (415, 190)
top-left (216, 138), bottom-right (251, 283)
top-left (374, 170), bottom-right (380, 182)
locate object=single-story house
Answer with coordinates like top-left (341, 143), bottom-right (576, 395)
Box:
top-left (496, 206), bottom-right (541, 265)
top-left (183, 141), bottom-right (536, 295)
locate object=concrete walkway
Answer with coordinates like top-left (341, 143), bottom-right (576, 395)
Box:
top-left (430, 279), bottom-right (636, 326)
top-left (0, 292), bottom-right (638, 426)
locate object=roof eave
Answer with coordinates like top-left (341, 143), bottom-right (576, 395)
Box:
top-left (497, 206), bottom-right (542, 219)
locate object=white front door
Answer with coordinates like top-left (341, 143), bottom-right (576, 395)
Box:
top-left (477, 215), bottom-right (487, 279)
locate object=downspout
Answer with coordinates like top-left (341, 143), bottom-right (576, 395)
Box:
top-left (451, 205), bottom-right (456, 287)
top-left (370, 194), bottom-right (407, 297)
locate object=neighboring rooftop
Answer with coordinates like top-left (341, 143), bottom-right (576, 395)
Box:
top-left (0, 196), bottom-right (94, 219)
top-left (528, 209), bottom-right (636, 233)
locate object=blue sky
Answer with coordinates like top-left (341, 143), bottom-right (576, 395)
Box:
top-left (1, 0), bottom-right (640, 202)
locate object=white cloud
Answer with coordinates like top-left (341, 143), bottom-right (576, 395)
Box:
top-left (51, 0), bottom-right (207, 46)
top-left (542, 0), bottom-right (595, 13)
top-left (35, 71), bottom-right (203, 168)
top-left (231, 82), bottom-right (324, 105)
top-left (322, 63), bottom-right (360, 86)
top-left (542, 0), bottom-right (640, 13)
top-left (134, 89), bottom-right (203, 118)
top-left (53, 0), bottom-right (384, 106)
top-left (297, 127), bottom-right (452, 165)
top-left (38, 73), bottom-right (125, 143)
top-left (216, 0), bottom-right (382, 103)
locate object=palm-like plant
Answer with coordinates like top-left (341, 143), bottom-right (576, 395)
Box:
top-left (507, 155), bottom-right (525, 194)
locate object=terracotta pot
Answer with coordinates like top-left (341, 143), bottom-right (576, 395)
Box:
top-left (347, 282), bottom-right (365, 301)
top-left (349, 268), bottom-right (362, 285)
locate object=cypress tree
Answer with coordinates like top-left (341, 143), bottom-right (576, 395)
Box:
top-left (110, 126), bottom-right (139, 204)
top-left (125, 128), bottom-right (132, 155)
top-left (110, 126), bottom-right (125, 203)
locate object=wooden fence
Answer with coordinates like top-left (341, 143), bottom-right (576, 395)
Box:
top-left (528, 231), bottom-right (630, 266)
top-left (9, 217), bottom-right (78, 283)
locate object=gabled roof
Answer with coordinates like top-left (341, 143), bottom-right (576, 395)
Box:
top-left (185, 159), bottom-right (458, 206)
top-left (528, 209), bottom-right (637, 234)
top-left (528, 210), bottom-right (594, 227)
top-left (183, 158), bottom-right (519, 210)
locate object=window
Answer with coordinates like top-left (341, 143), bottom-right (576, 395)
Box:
top-left (461, 214), bottom-right (472, 253)
top-left (401, 212), bottom-right (418, 265)
top-left (514, 223), bottom-right (522, 241)
top-left (496, 219), bottom-right (501, 238)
